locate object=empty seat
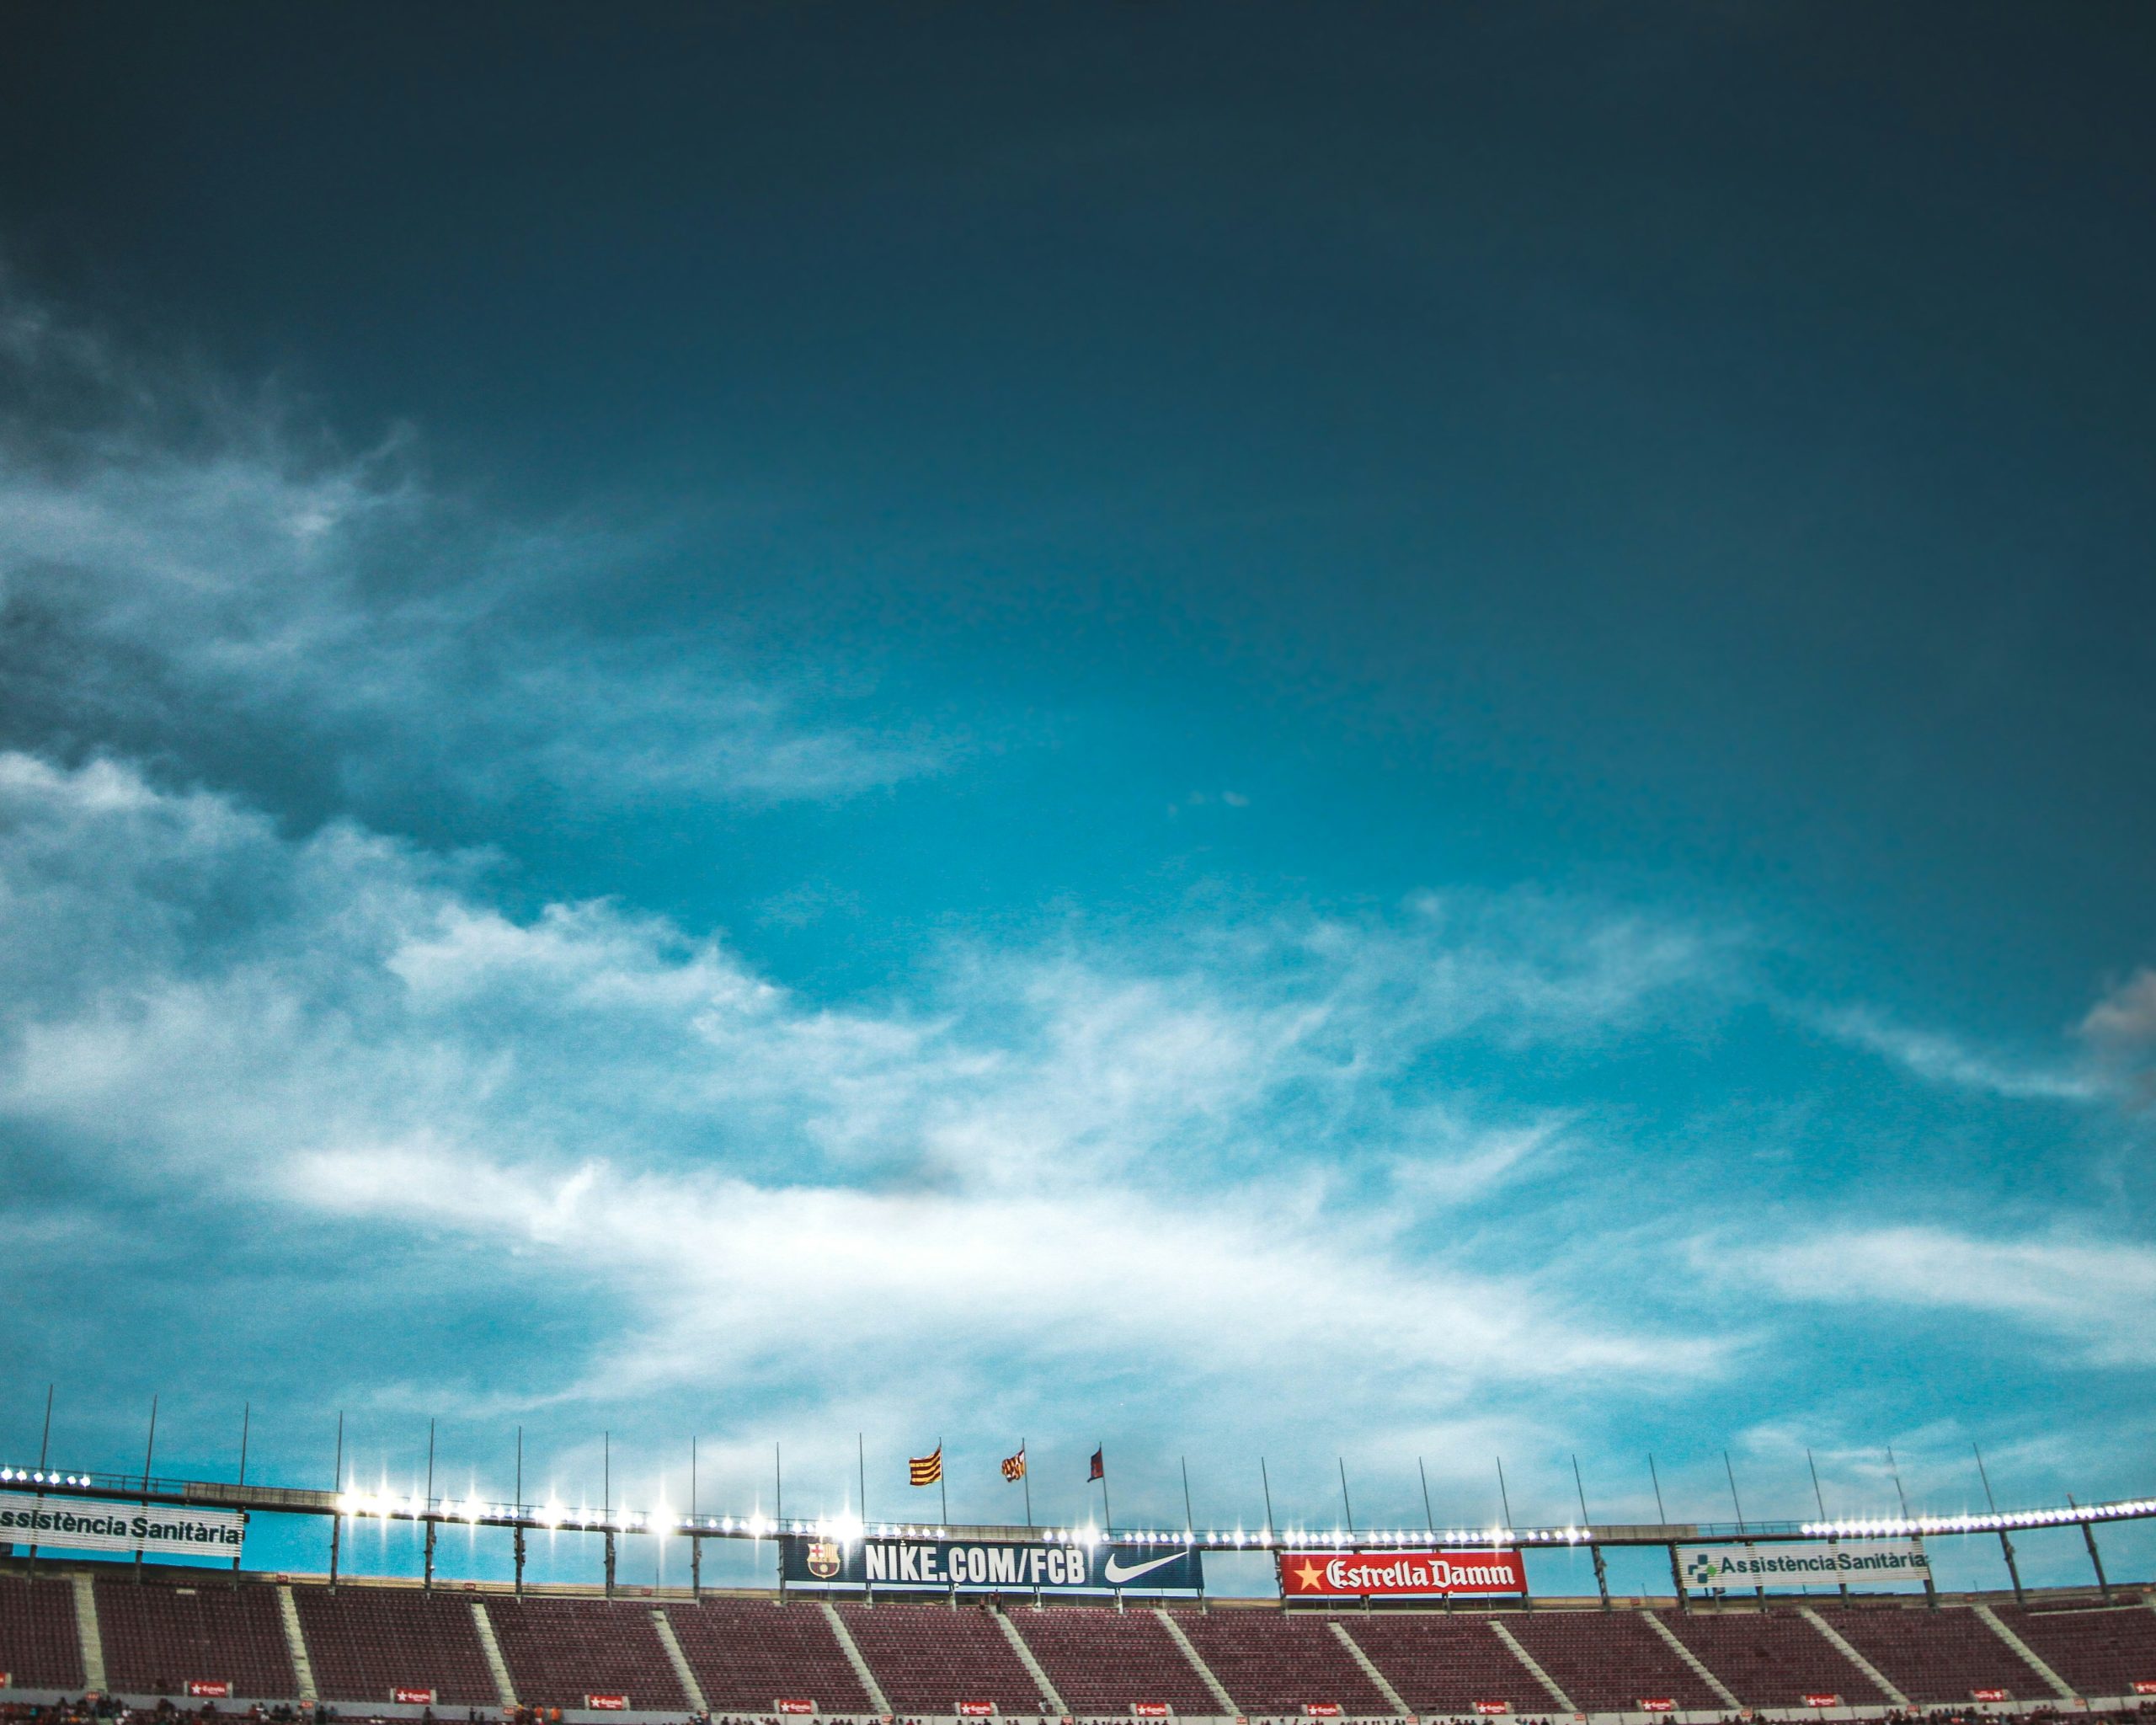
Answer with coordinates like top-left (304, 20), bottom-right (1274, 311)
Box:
top-left (486, 1595), bottom-right (686, 1711)
top-left (1654, 1608), bottom-right (1884, 1707)
top-left (0, 1574), bottom-right (87, 1690)
top-left (1814, 1605), bottom-right (2043, 1705)
top-left (1177, 1610), bottom-right (1390, 1716)
top-left (1995, 1604), bottom-right (2156, 1697)
top-left (666, 1598), bottom-right (873, 1713)
top-left (1495, 1610), bottom-right (1719, 1713)
top-left (293, 1583), bottom-right (500, 1706)
top-left (1011, 1604), bottom-right (1218, 1716)
top-left (94, 1578), bottom-right (295, 1699)
top-left (835, 1599), bottom-right (1054, 1716)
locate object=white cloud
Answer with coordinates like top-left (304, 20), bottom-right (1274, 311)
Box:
top-left (0, 751), bottom-right (1728, 1452)
top-left (0, 284), bottom-right (930, 809)
top-left (1740, 1224), bottom-right (2156, 1366)
top-left (1814, 1005), bottom-right (2102, 1103)
top-left (2080, 969), bottom-right (2156, 1103)
top-left (2082, 969), bottom-right (2156, 1049)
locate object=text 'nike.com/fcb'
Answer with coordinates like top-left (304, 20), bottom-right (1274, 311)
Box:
top-left (780, 1534), bottom-right (1203, 1594)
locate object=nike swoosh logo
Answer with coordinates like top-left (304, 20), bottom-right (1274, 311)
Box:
top-left (1102, 1551), bottom-right (1187, 1585)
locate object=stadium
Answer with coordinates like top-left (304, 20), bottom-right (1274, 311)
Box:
top-left (5, 20), bottom-right (2155, 1725)
top-left (3, 1455), bottom-right (2153, 1725)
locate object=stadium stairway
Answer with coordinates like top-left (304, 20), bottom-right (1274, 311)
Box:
top-left (1640, 1609), bottom-right (1741, 1710)
top-left (274, 1583), bottom-right (318, 1703)
top-left (1326, 1619), bottom-right (1411, 1715)
top-left (992, 1609), bottom-right (1067, 1714)
top-left (648, 1607), bottom-right (707, 1714)
top-left (472, 1595), bottom-right (519, 1708)
top-left (1972, 1602), bottom-right (2079, 1701)
top-left (1153, 1608), bottom-right (1240, 1717)
top-left (72, 1570), bottom-right (108, 1691)
top-left (1800, 1607), bottom-right (1911, 1708)
top-left (819, 1599), bottom-right (893, 1716)
top-left (1487, 1617), bottom-right (1578, 1712)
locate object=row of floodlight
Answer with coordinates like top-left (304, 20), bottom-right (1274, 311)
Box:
top-left (0, 1467), bottom-right (96, 1487)
top-left (1801, 1498), bottom-right (2156, 1539)
top-left (18, 1466), bottom-right (2153, 1549)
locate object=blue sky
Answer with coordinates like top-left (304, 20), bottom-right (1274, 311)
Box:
top-left (1, 4), bottom-right (2153, 1595)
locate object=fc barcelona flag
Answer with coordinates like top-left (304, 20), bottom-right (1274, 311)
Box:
top-left (1001, 1446), bottom-right (1027, 1482)
top-left (1088, 1446), bottom-right (1105, 1482)
top-left (910, 1445), bottom-right (943, 1487)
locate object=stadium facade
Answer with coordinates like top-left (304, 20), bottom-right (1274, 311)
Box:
top-left (2, 1464), bottom-right (2153, 1725)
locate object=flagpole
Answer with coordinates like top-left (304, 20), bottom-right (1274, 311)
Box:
top-left (1261, 1457), bottom-right (1275, 1541)
top-left (1098, 1443), bottom-right (1113, 1535)
top-left (939, 1436), bottom-right (947, 1528)
top-left (1022, 1439), bottom-right (1033, 1529)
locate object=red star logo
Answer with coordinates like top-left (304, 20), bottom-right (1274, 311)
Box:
top-left (1292, 1559), bottom-right (1326, 1591)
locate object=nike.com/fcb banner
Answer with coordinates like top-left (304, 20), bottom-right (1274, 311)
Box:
top-left (1278, 1548), bottom-right (1528, 1598)
top-left (0, 1492), bottom-right (247, 1560)
top-left (781, 1535), bottom-right (1203, 1594)
top-left (1678, 1540), bottom-right (1930, 1590)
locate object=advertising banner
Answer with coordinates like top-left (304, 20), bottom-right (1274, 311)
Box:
top-left (0, 1493), bottom-right (246, 1562)
top-left (584, 1697), bottom-right (628, 1712)
top-left (1972, 1690), bottom-right (2009, 1703)
top-left (780, 1534), bottom-right (1203, 1594)
top-left (776, 1704), bottom-right (816, 1716)
top-left (1302, 1706), bottom-right (1342, 1717)
top-left (1802, 1698), bottom-right (1841, 1709)
top-left (1638, 1703), bottom-right (1674, 1713)
top-left (186, 1683), bottom-right (232, 1700)
top-left (1677, 1541), bottom-right (1929, 1590)
top-left (1471, 1706), bottom-right (1509, 1717)
top-left (1277, 1548), bottom-right (1528, 1598)
top-left (392, 1690), bottom-right (438, 1706)
top-left (956, 1706), bottom-right (996, 1718)
top-left (1132, 1707), bottom-right (1172, 1719)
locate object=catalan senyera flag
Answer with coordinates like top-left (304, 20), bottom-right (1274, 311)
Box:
top-left (1088, 1446), bottom-right (1105, 1482)
top-left (1001, 1445), bottom-right (1027, 1482)
top-left (909, 1445), bottom-right (943, 1487)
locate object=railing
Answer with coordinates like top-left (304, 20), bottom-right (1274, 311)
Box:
top-left (2, 1462), bottom-right (2151, 1551)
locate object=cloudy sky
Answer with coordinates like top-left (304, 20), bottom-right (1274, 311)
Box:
top-left (1, 4), bottom-right (2153, 1594)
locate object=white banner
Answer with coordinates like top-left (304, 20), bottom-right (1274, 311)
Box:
top-left (0, 1492), bottom-right (246, 1561)
top-left (1678, 1540), bottom-right (1929, 1589)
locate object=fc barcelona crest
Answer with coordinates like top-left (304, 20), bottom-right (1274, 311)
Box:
top-left (806, 1538), bottom-right (842, 1578)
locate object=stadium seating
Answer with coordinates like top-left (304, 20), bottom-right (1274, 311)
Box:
top-left (292, 1583), bottom-right (501, 1706)
top-left (1494, 1610), bottom-right (1720, 1713)
top-left (93, 1578), bottom-right (296, 1699)
top-left (1994, 1602), bottom-right (2156, 1696)
top-left (485, 1596), bottom-right (687, 1712)
top-left (834, 1599), bottom-right (1054, 1717)
top-left (664, 1598), bottom-right (873, 1714)
top-left (1652, 1608), bottom-right (1886, 1707)
top-left (1812, 1605), bottom-right (2042, 1704)
top-left (1176, 1609), bottom-right (1390, 1716)
top-left (1006, 1605), bottom-right (1219, 1716)
top-left (14, 1562), bottom-right (2156, 1716)
top-left (1335, 1610), bottom-right (1553, 1716)
top-left (0, 1574), bottom-right (86, 1690)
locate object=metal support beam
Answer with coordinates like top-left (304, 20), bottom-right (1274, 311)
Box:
top-left (1975, 1444), bottom-right (2024, 1605)
top-left (2070, 1496), bottom-right (2110, 1600)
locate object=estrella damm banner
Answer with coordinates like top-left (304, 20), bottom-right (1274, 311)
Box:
top-left (780, 1533), bottom-right (1203, 1594)
top-left (1277, 1547), bottom-right (1527, 1597)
